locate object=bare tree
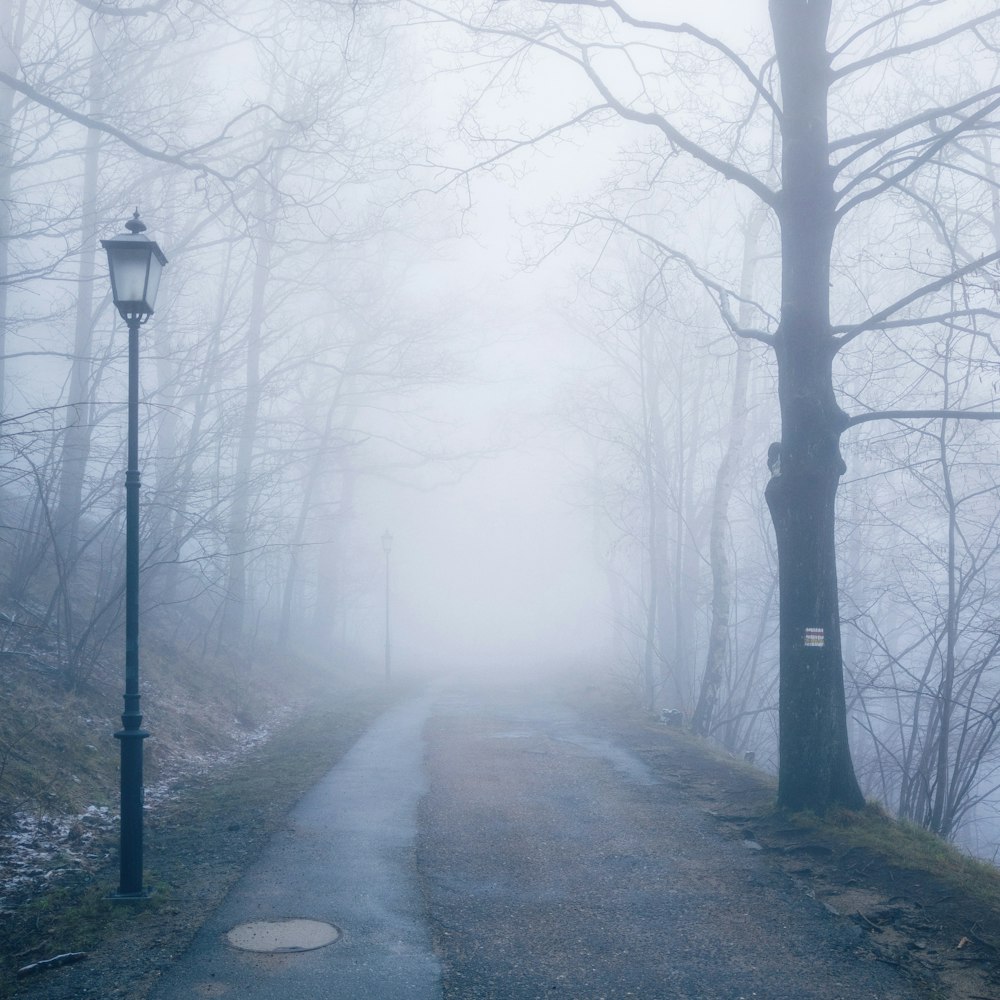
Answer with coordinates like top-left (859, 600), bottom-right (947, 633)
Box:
top-left (413, 0), bottom-right (1000, 810)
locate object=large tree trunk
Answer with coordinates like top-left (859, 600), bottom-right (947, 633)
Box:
top-left (766, 0), bottom-right (864, 812)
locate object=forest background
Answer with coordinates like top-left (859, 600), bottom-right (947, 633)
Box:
top-left (2, 0), bottom-right (1000, 863)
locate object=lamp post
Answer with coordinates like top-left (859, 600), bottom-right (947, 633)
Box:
top-left (382, 530), bottom-right (393, 681)
top-left (101, 210), bottom-right (167, 899)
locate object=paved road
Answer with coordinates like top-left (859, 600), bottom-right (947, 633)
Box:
top-left (150, 680), bottom-right (919, 1000)
top-left (148, 694), bottom-right (440, 1000)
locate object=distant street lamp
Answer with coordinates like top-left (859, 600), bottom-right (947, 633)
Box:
top-left (101, 210), bottom-right (168, 899)
top-left (382, 530), bottom-right (393, 681)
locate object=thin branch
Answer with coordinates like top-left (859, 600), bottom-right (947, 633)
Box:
top-left (835, 96), bottom-right (1000, 221)
top-left (832, 86), bottom-right (1000, 172)
top-left (0, 71), bottom-right (286, 186)
top-left (597, 214), bottom-right (777, 345)
top-left (829, 0), bottom-right (949, 60)
top-left (405, 1), bottom-right (778, 208)
top-left (845, 409), bottom-right (1000, 430)
top-left (831, 9), bottom-right (1000, 82)
top-left (835, 308), bottom-right (1000, 334)
top-left (73, 0), bottom-right (171, 14)
top-left (542, 0), bottom-right (782, 119)
top-left (833, 250), bottom-right (1000, 346)
top-left (575, 47), bottom-right (778, 208)
top-left (418, 104), bottom-right (613, 194)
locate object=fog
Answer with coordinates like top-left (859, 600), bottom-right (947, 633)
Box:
top-left (3, 0), bottom-right (1000, 851)
top-left (354, 314), bottom-right (610, 675)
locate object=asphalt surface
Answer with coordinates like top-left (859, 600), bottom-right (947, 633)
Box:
top-left (147, 694), bottom-right (440, 1000)
top-left (149, 680), bottom-right (921, 999)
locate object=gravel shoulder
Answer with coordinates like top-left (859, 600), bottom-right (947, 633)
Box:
top-left (418, 687), bottom-right (915, 999)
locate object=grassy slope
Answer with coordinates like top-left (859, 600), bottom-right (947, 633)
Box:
top-left (0, 639), bottom-right (404, 999)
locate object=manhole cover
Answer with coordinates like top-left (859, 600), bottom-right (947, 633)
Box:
top-left (226, 919), bottom-right (341, 953)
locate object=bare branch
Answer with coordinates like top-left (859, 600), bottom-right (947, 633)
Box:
top-left (73, 0), bottom-right (171, 14)
top-left (574, 47), bottom-right (778, 208)
top-left (837, 308), bottom-right (1000, 334)
top-left (831, 9), bottom-right (1000, 82)
top-left (417, 104), bottom-right (613, 194)
top-left (592, 214), bottom-right (777, 345)
top-left (404, 0), bottom-right (778, 208)
top-left (0, 70), bottom-right (293, 186)
top-left (833, 250), bottom-right (1000, 346)
top-left (542, 0), bottom-right (782, 120)
top-left (844, 409), bottom-right (1000, 430)
top-left (835, 96), bottom-right (1000, 221)
top-left (831, 85), bottom-right (1000, 167)
top-left (829, 0), bottom-right (949, 60)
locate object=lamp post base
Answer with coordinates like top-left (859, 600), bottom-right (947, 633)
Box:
top-left (114, 725), bottom-right (148, 897)
top-left (108, 887), bottom-right (154, 904)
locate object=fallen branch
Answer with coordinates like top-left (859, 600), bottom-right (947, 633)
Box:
top-left (16, 952), bottom-right (87, 978)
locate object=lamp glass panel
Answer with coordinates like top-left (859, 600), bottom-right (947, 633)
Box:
top-left (110, 247), bottom-right (152, 305)
top-left (144, 255), bottom-right (163, 311)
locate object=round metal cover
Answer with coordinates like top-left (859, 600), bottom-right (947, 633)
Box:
top-left (226, 919), bottom-right (341, 953)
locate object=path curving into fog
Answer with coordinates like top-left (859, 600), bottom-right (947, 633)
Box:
top-left (149, 678), bottom-right (920, 999)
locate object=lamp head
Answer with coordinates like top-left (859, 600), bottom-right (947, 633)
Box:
top-left (101, 210), bottom-right (168, 323)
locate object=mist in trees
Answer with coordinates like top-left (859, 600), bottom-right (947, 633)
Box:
top-left (4, 0), bottom-right (1000, 856)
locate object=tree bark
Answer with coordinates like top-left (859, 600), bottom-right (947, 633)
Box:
top-left (767, 0), bottom-right (864, 812)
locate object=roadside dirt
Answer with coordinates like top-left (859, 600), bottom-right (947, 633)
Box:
top-left (587, 702), bottom-right (1000, 1000)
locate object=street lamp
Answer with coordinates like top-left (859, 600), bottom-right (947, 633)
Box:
top-left (382, 530), bottom-right (393, 681)
top-left (101, 210), bottom-right (167, 899)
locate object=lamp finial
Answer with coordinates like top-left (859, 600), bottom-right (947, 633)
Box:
top-left (125, 209), bottom-right (146, 235)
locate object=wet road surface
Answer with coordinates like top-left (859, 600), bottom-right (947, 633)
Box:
top-left (149, 680), bottom-right (919, 999)
top-left (419, 684), bottom-right (913, 1000)
top-left (148, 695), bottom-right (439, 1000)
